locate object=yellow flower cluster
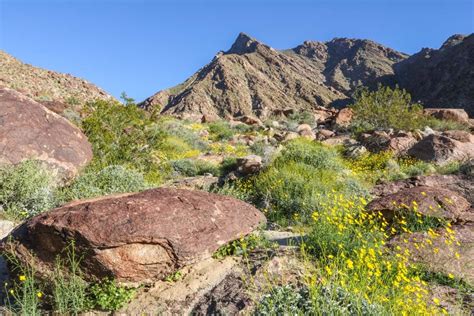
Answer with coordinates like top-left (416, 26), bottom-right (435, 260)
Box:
top-left (304, 193), bottom-right (453, 315)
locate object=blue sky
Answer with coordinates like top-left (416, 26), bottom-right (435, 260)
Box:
top-left (0, 0), bottom-right (473, 101)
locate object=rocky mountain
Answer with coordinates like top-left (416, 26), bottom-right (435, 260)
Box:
top-left (394, 34), bottom-right (474, 116)
top-left (0, 50), bottom-right (116, 114)
top-left (140, 33), bottom-right (407, 120)
top-left (141, 33), bottom-right (474, 120)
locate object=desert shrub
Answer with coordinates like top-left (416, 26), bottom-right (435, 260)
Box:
top-left (0, 160), bottom-right (58, 220)
top-left (170, 159), bottom-right (220, 177)
top-left (158, 119), bottom-right (209, 151)
top-left (350, 86), bottom-right (425, 133)
top-left (52, 242), bottom-right (89, 314)
top-left (254, 285), bottom-right (312, 315)
top-left (82, 100), bottom-right (168, 183)
top-left (220, 157), bottom-right (238, 174)
top-left (424, 118), bottom-right (469, 131)
top-left (213, 233), bottom-right (273, 259)
top-left (251, 139), bottom-right (368, 223)
top-left (287, 110), bottom-right (315, 126)
top-left (59, 165), bottom-right (148, 202)
top-left (3, 255), bottom-right (43, 315)
top-left (87, 278), bottom-right (135, 311)
top-left (207, 121), bottom-right (235, 141)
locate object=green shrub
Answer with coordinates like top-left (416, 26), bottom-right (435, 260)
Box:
top-left (424, 118), bottom-right (469, 131)
top-left (220, 157), bottom-right (238, 174)
top-left (87, 278), bottom-right (135, 311)
top-left (3, 254), bottom-right (43, 316)
top-left (207, 121), bottom-right (234, 141)
top-left (287, 110), bottom-right (315, 126)
top-left (251, 139), bottom-right (368, 223)
top-left (158, 119), bottom-right (209, 151)
top-left (213, 233), bottom-right (272, 259)
top-left (82, 100), bottom-right (167, 184)
top-left (59, 165), bottom-right (148, 202)
top-left (350, 86), bottom-right (425, 133)
top-left (52, 242), bottom-right (89, 315)
top-left (254, 285), bottom-right (312, 315)
top-left (170, 159), bottom-right (220, 177)
top-left (0, 160), bottom-right (57, 220)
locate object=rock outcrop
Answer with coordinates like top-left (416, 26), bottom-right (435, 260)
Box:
top-left (0, 88), bottom-right (93, 180)
top-left (140, 33), bottom-right (406, 120)
top-left (367, 186), bottom-right (472, 223)
top-left (407, 133), bottom-right (474, 164)
top-left (394, 34), bottom-right (474, 116)
top-left (2, 188), bottom-right (266, 283)
top-left (0, 50), bottom-right (116, 113)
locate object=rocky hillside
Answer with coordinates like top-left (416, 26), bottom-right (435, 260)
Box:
top-left (394, 34), bottom-right (474, 116)
top-left (140, 33), bottom-right (407, 120)
top-left (0, 50), bottom-right (116, 113)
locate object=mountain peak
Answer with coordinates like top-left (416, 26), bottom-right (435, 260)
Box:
top-left (440, 34), bottom-right (467, 49)
top-left (227, 32), bottom-right (262, 54)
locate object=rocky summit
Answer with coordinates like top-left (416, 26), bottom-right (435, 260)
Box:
top-left (141, 33), bottom-right (474, 120)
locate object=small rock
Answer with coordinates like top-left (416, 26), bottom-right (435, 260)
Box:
top-left (236, 155), bottom-right (263, 175)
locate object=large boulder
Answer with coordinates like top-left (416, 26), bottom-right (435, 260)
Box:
top-left (423, 108), bottom-right (470, 124)
top-left (367, 186), bottom-right (472, 223)
top-left (0, 88), bottom-right (92, 180)
top-left (2, 188), bottom-right (266, 283)
top-left (372, 174), bottom-right (474, 204)
top-left (407, 134), bottom-right (474, 164)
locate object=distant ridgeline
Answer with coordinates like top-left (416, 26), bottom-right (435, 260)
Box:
top-left (140, 33), bottom-right (474, 119)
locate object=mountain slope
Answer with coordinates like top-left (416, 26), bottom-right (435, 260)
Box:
top-left (0, 50), bottom-right (116, 112)
top-left (394, 34), bottom-right (474, 116)
top-left (140, 33), bottom-right (406, 120)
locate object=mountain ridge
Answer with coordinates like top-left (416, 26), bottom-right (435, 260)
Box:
top-left (140, 32), bottom-right (474, 119)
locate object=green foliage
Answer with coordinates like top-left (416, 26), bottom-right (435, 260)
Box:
top-left (164, 270), bottom-right (183, 283)
top-left (251, 139), bottom-right (368, 223)
top-left (3, 255), bottom-right (42, 316)
top-left (287, 110), bottom-right (316, 126)
top-left (412, 265), bottom-right (474, 293)
top-left (220, 157), bottom-right (238, 173)
top-left (0, 160), bottom-right (57, 220)
top-left (309, 285), bottom-right (383, 315)
top-left (87, 278), bottom-right (136, 311)
top-left (59, 165), bottom-right (148, 202)
top-left (52, 242), bottom-right (89, 315)
top-left (254, 285), bottom-right (312, 315)
top-left (82, 100), bottom-right (167, 183)
top-left (213, 233), bottom-right (272, 259)
top-left (350, 86), bottom-right (425, 132)
top-left (170, 159), bottom-right (219, 177)
top-left (207, 121), bottom-right (235, 141)
top-left (424, 118), bottom-right (469, 131)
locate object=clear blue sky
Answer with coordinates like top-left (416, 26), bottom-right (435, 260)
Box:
top-left (1, 0), bottom-right (473, 101)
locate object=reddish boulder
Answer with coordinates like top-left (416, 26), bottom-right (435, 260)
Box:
top-left (333, 107), bottom-right (353, 128)
top-left (367, 186), bottom-right (472, 223)
top-left (408, 134), bottom-right (474, 164)
top-left (0, 88), bottom-right (92, 180)
top-left (442, 130), bottom-right (474, 143)
top-left (2, 188), bottom-right (266, 283)
top-left (424, 108), bottom-right (470, 124)
top-left (372, 174), bottom-right (474, 205)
